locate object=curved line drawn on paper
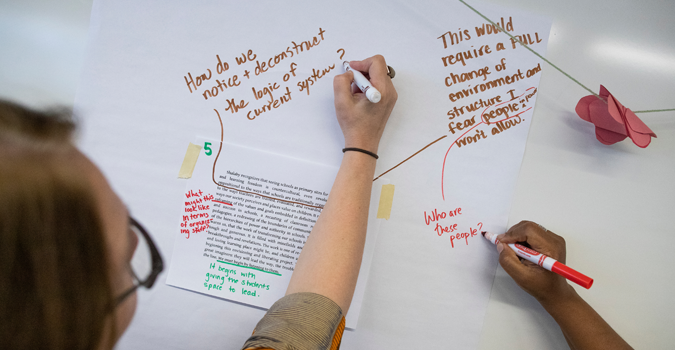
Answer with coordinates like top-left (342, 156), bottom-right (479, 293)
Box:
top-left (211, 109), bottom-right (325, 209)
top-left (373, 87), bottom-right (537, 201)
top-left (442, 87), bottom-right (534, 200)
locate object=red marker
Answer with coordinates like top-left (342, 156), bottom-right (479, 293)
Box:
top-left (482, 231), bottom-right (593, 289)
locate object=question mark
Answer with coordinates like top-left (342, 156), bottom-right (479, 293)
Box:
top-left (478, 222), bottom-right (483, 231)
top-left (337, 48), bottom-right (345, 60)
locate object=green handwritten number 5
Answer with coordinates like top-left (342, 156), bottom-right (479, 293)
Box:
top-left (204, 142), bottom-right (212, 156)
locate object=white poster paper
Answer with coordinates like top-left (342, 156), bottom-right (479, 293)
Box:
top-left (75, 0), bottom-right (552, 348)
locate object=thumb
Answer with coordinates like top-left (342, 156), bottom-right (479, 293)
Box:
top-left (498, 243), bottom-right (527, 279)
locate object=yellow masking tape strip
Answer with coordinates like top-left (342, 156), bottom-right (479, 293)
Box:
top-left (376, 184), bottom-right (395, 220)
top-left (178, 142), bottom-right (202, 179)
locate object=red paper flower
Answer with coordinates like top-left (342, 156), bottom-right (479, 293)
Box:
top-left (575, 85), bottom-right (657, 148)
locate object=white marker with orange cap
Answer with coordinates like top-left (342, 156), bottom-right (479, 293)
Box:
top-left (482, 231), bottom-right (594, 289)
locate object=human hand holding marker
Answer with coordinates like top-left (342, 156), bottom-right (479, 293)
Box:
top-left (490, 221), bottom-right (586, 302)
top-left (488, 221), bottom-right (633, 350)
top-left (484, 228), bottom-right (593, 291)
top-left (334, 55), bottom-right (397, 155)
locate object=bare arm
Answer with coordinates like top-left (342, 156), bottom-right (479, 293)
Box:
top-left (285, 55), bottom-right (397, 313)
top-left (497, 221), bottom-right (633, 350)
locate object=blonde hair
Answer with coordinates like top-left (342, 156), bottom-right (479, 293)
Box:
top-left (0, 100), bottom-right (115, 349)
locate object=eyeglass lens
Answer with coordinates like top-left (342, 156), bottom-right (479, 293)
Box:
top-left (130, 224), bottom-right (153, 284)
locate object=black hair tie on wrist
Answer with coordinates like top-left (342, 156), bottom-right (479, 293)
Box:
top-left (342, 147), bottom-right (379, 159)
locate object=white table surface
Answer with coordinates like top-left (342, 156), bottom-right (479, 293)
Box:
top-left (2, 1), bottom-right (673, 349)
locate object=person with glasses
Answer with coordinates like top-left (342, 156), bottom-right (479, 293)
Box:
top-left (0, 55), bottom-right (633, 350)
top-left (0, 55), bottom-right (396, 350)
top-left (0, 99), bottom-right (163, 349)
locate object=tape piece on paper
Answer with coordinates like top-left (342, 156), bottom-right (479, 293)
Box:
top-left (376, 184), bottom-right (395, 220)
top-left (178, 142), bottom-right (202, 179)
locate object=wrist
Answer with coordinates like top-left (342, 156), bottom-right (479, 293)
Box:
top-left (340, 148), bottom-right (378, 179)
top-left (538, 284), bottom-right (580, 311)
top-left (344, 144), bottom-right (378, 155)
top-left (343, 136), bottom-right (380, 155)
top-left (342, 147), bottom-right (379, 159)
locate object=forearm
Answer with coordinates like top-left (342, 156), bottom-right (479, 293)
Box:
top-left (541, 287), bottom-right (633, 350)
top-left (285, 151), bottom-right (377, 313)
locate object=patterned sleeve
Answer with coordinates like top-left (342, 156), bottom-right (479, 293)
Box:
top-left (241, 292), bottom-right (346, 350)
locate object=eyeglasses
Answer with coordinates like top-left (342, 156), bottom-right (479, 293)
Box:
top-left (115, 217), bottom-right (164, 305)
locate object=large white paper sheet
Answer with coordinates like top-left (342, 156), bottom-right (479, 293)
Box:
top-left (75, 0), bottom-right (551, 348)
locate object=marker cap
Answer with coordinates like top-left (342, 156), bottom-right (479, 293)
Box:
top-left (366, 89), bottom-right (381, 103)
top-left (551, 261), bottom-right (594, 289)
